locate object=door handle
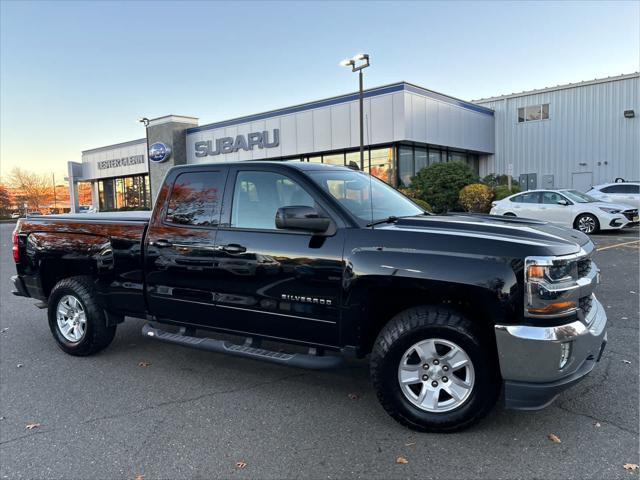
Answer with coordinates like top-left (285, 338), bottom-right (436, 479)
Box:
top-left (151, 239), bottom-right (173, 248)
top-left (217, 244), bottom-right (247, 254)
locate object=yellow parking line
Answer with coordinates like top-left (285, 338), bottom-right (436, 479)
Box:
top-left (596, 240), bottom-right (640, 252)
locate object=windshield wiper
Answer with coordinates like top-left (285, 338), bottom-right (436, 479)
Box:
top-left (366, 216), bottom-right (399, 227)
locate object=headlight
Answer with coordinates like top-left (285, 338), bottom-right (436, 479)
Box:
top-left (525, 256), bottom-right (580, 317)
top-left (599, 207), bottom-right (620, 214)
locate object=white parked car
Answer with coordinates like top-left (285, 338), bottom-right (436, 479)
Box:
top-left (585, 182), bottom-right (640, 209)
top-left (490, 189), bottom-right (638, 234)
top-left (10, 212), bottom-right (20, 219)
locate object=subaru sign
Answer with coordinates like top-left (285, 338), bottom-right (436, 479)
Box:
top-left (149, 142), bottom-right (171, 163)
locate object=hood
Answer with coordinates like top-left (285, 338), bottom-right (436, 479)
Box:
top-left (378, 213), bottom-right (591, 254)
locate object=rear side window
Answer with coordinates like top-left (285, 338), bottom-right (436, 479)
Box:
top-left (511, 192), bottom-right (541, 203)
top-left (601, 184), bottom-right (627, 193)
top-left (165, 171), bottom-right (225, 226)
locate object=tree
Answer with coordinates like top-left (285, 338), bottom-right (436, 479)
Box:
top-left (0, 184), bottom-right (12, 216)
top-left (7, 168), bottom-right (53, 212)
top-left (459, 183), bottom-right (494, 213)
top-left (411, 162), bottom-right (478, 213)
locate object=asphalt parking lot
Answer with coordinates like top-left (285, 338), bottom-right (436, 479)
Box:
top-left (0, 222), bottom-right (638, 480)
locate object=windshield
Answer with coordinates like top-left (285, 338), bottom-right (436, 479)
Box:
top-left (562, 190), bottom-right (599, 203)
top-left (309, 170), bottom-right (424, 224)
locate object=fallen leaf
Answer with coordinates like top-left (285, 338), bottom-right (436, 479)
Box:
top-left (594, 422), bottom-right (601, 427)
top-left (396, 456), bottom-right (409, 464)
top-left (623, 464), bottom-right (639, 471)
top-left (347, 393), bottom-right (360, 400)
top-left (622, 317), bottom-right (629, 320)
top-left (25, 423), bottom-right (41, 430)
top-left (622, 360), bottom-right (632, 364)
top-left (631, 291), bottom-right (637, 294)
top-left (547, 433), bottom-right (561, 444)
top-left (134, 475), bottom-right (144, 480)
top-left (236, 461), bottom-right (247, 469)
top-left (138, 361), bottom-right (151, 368)
top-left (0, 328), bottom-right (8, 333)
top-left (16, 364), bottom-right (23, 368)
top-left (405, 442), bottom-right (416, 447)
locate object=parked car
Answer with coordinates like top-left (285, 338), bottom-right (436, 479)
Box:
top-left (490, 189), bottom-right (638, 234)
top-left (585, 181), bottom-right (640, 209)
top-left (10, 212), bottom-right (21, 219)
top-left (78, 205), bottom-right (97, 214)
top-left (11, 161), bottom-right (607, 432)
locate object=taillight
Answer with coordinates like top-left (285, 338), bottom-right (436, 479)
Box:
top-left (12, 226), bottom-right (20, 263)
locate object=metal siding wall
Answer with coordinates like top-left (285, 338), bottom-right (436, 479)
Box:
top-left (404, 92), bottom-right (495, 154)
top-left (478, 76), bottom-right (639, 189)
top-left (186, 91), bottom-right (405, 163)
top-left (81, 141), bottom-right (148, 180)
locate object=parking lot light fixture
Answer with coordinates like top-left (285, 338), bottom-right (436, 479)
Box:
top-left (340, 53), bottom-right (371, 170)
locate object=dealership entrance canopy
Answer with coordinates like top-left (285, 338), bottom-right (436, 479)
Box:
top-left (68, 73), bottom-right (638, 212)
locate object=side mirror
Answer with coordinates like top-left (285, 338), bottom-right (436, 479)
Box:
top-left (557, 199), bottom-right (570, 206)
top-left (275, 206), bottom-right (331, 233)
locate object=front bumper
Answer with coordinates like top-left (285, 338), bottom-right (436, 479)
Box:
top-left (495, 296), bottom-right (607, 410)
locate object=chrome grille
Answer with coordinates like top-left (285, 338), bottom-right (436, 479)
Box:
top-left (579, 295), bottom-right (593, 316)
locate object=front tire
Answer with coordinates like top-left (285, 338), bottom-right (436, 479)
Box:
top-left (574, 213), bottom-right (599, 234)
top-left (370, 306), bottom-right (500, 432)
top-left (48, 276), bottom-right (116, 356)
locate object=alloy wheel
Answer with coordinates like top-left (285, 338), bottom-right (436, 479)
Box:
top-left (397, 338), bottom-right (475, 413)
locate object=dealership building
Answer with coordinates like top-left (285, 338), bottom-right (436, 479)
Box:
top-left (68, 72), bottom-right (638, 212)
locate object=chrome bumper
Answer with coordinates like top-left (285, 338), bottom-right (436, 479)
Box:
top-left (495, 296), bottom-right (607, 410)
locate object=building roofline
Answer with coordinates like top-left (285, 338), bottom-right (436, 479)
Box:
top-left (187, 81), bottom-right (493, 134)
top-left (472, 72), bottom-right (639, 103)
top-left (82, 138), bottom-right (146, 155)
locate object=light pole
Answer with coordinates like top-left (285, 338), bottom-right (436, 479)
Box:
top-left (138, 117), bottom-right (151, 204)
top-left (340, 53), bottom-right (370, 171)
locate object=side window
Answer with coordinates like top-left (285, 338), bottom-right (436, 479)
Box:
top-left (520, 192), bottom-right (541, 203)
top-left (165, 171), bottom-right (225, 226)
top-left (510, 194), bottom-right (523, 203)
top-left (601, 185), bottom-right (626, 194)
top-left (231, 171), bottom-right (315, 230)
top-left (542, 192), bottom-right (564, 204)
top-left (622, 184), bottom-right (640, 194)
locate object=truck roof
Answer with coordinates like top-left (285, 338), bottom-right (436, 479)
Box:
top-left (177, 160), bottom-right (352, 172)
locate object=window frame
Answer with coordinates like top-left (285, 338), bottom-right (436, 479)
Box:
top-left (517, 103), bottom-right (550, 124)
top-left (162, 169), bottom-right (228, 230)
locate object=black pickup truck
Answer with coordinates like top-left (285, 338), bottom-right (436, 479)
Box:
top-left (11, 161), bottom-right (607, 431)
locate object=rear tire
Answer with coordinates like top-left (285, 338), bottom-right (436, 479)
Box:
top-left (370, 306), bottom-right (500, 432)
top-left (48, 276), bottom-right (116, 356)
top-left (574, 213), bottom-right (599, 234)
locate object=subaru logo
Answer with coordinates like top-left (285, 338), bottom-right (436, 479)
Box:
top-left (148, 142), bottom-right (171, 163)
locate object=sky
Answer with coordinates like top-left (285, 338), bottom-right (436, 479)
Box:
top-left (1, 0), bottom-right (639, 180)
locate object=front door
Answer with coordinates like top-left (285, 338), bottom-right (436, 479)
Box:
top-left (540, 191), bottom-right (573, 226)
top-left (145, 168), bottom-right (227, 326)
top-left (211, 167), bottom-right (345, 347)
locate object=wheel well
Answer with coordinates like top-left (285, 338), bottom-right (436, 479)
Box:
top-left (360, 285), bottom-right (502, 355)
top-left (41, 260), bottom-right (93, 298)
top-left (503, 212), bottom-right (516, 217)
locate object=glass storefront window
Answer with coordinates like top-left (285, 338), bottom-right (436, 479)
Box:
top-left (97, 174), bottom-right (151, 211)
top-left (415, 147), bottom-right (428, 175)
top-left (369, 147), bottom-right (393, 184)
top-left (428, 148), bottom-right (442, 165)
top-left (345, 151), bottom-right (362, 169)
top-left (322, 153), bottom-right (345, 165)
top-left (398, 145), bottom-right (414, 187)
top-left (450, 151), bottom-right (467, 163)
top-left (308, 155), bottom-right (322, 163)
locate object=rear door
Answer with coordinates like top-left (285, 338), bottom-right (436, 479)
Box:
top-left (509, 191), bottom-right (542, 218)
top-left (601, 184), bottom-right (640, 208)
top-left (209, 165), bottom-right (345, 347)
top-left (145, 168), bottom-right (227, 326)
